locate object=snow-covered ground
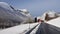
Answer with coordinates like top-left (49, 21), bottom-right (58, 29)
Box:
top-left (47, 17), bottom-right (60, 28)
top-left (30, 23), bottom-right (40, 34)
top-left (0, 23), bottom-right (38, 34)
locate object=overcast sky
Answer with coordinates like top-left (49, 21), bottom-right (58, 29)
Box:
top-left (0, 0), bottom-right (60, 16)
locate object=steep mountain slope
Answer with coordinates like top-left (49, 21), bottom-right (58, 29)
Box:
top-left (0, 2), bottom-right (33, 28)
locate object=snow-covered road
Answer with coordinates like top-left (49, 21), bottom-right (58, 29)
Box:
top-left (0, 23), bottom-right (38, 34)
top-left (30, 23), bottom-right (40, 34)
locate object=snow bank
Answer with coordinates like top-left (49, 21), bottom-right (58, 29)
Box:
top-left (0, 23), bottom-right (38, 34)
top-left (30, 23), bottom-right (40, 34)
top-left (47, 17), bottom-right (60, 27)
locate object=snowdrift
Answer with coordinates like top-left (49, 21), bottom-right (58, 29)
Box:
top-left (0, 23), bottom-right (38, 34)
top-left (47, 17), bottom-right (60, 27)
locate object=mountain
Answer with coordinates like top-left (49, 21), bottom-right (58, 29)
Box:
top-left (17, 9), bottom-right (34, 23)
top-left (0, 2), bottom-right (33, 28)
top-left (40, 10), bottom-right (59, 21)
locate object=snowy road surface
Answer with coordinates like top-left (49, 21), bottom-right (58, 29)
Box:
top-left (35, 17), bottom-right (60, 34)
top-left (30, 23), bottom-right (40, 34)
top-left (0, 23), bottom-right (38, 34)
top-left (36, 22), bottom-right (60, 34)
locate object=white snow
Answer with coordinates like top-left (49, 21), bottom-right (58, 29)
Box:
top-left (30, 23), bottom-right (40, 34)
top-left (19, 9), bottom-right (31, 17)
top-left (40, 10), bottom-right (56, 20)
top-left (19, 9), bottom-right (28, 12)
top-left (47, 17), bottom-right (60, 28)
top-left (45, 10), bottom-right (56, 17)
top-left (0, 23), bottom-right (38, 34)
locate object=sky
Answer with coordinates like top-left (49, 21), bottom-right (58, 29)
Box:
top-left (0, 0), bottom-right (60, 16)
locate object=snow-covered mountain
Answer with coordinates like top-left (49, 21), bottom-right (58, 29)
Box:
top-left (17, 9), bottom-right (34, 23)
top-left (0, 2), bottom-right (33, 28)
top-left (18, 9), bottom-right (31, 17)
top-left (39, 10), bottom-right (59, 21)
top-left (0, 2), bottom-right (23, 22)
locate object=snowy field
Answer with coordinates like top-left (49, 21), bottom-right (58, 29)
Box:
top-left (0, 23), bottom-right (38, 34)
top-left (47, 17), bottom-right (60, 28)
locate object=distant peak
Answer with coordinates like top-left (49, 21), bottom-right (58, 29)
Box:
top-left (18, 9), bottom-right (28, 12)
